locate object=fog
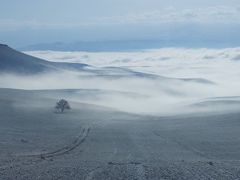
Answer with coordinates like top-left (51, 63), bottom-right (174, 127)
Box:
top-left (1, 48), bottom-right (240, 115)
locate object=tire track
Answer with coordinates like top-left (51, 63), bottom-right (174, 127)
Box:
top-left (25, 127), bottom-right (90, 159)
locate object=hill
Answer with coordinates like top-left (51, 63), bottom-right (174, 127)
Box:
top-left (0, 44), bottom-right (88, 74)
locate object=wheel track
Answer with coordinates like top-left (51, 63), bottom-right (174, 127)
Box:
top-left (25, 127), bottom-right (90, 159)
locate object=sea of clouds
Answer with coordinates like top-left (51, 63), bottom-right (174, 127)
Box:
top-left (1, 48), bottom-right (240, 115)
top-left (26, 48), bottom-right (240, 89)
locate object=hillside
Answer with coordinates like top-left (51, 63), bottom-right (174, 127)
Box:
top-left (0, 44), bottom-right (88, 74)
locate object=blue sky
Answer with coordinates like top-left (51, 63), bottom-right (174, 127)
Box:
top-left (0, 0), bottom-right (239, 47)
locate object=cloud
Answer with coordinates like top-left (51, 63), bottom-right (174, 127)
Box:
top-left (15, 47), bottom-right (240, 114)
top-left (2, 47), bottom-right (240, 115)
top-left (98, 6), bottom-right (240, 24)
top-left (0, 19), bottom-right (94, 31)
top-left (0, 6), bottom-right (239, 31)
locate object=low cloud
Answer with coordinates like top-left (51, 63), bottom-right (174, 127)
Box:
top-left (1, 48), bottom-right (240, 115)
top-left (96, 6), bottom-right (240, 24)
top-left (1, 6), bottom-right (240, 31)
top-left (0, 71), bottom-right (217, 115)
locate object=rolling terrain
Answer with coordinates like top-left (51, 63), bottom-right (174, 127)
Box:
top-left (1, 44), bottom-right (240, 179)
top-left (1, 89), bottom-right (240, 179)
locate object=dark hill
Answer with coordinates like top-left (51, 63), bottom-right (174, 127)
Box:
top-left (0, 44), bottom-right (88, 74)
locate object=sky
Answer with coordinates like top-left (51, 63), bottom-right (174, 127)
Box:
top-left (0, 0), bottom-right (240, 48)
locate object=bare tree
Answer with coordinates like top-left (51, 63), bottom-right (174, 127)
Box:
top-left (55, 99), bottom-right (71, 113)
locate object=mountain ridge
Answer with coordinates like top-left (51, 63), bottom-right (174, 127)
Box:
top-left (0, 44), bottom-right (89, 74)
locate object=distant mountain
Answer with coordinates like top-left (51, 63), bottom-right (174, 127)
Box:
top-left (20, 40), bottom-right (168, 52)
top-left (0, 44), bottom-right (88, 74)
top-left (19, 39), bottom-right (240, 52)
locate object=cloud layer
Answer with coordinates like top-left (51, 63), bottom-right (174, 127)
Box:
top-left (1, 6), bottom-right (240, 31)
top-left (26, 47), bottom-right (240, 85)
top-left (96, 6), bottom-right (240, 24)
top-left (0, 48), bottom-right (236, 115)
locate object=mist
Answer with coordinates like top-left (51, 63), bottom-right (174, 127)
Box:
top-left (1, 48), bottom-right (240, 115)
top-left (0, 48), bottom-right (240, 114)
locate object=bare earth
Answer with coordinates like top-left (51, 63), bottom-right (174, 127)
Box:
top-left (1, 88), bottom-right (240, 180)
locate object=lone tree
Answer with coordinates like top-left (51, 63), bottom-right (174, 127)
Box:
top-left (55, 99), bottom-right (71, 113)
